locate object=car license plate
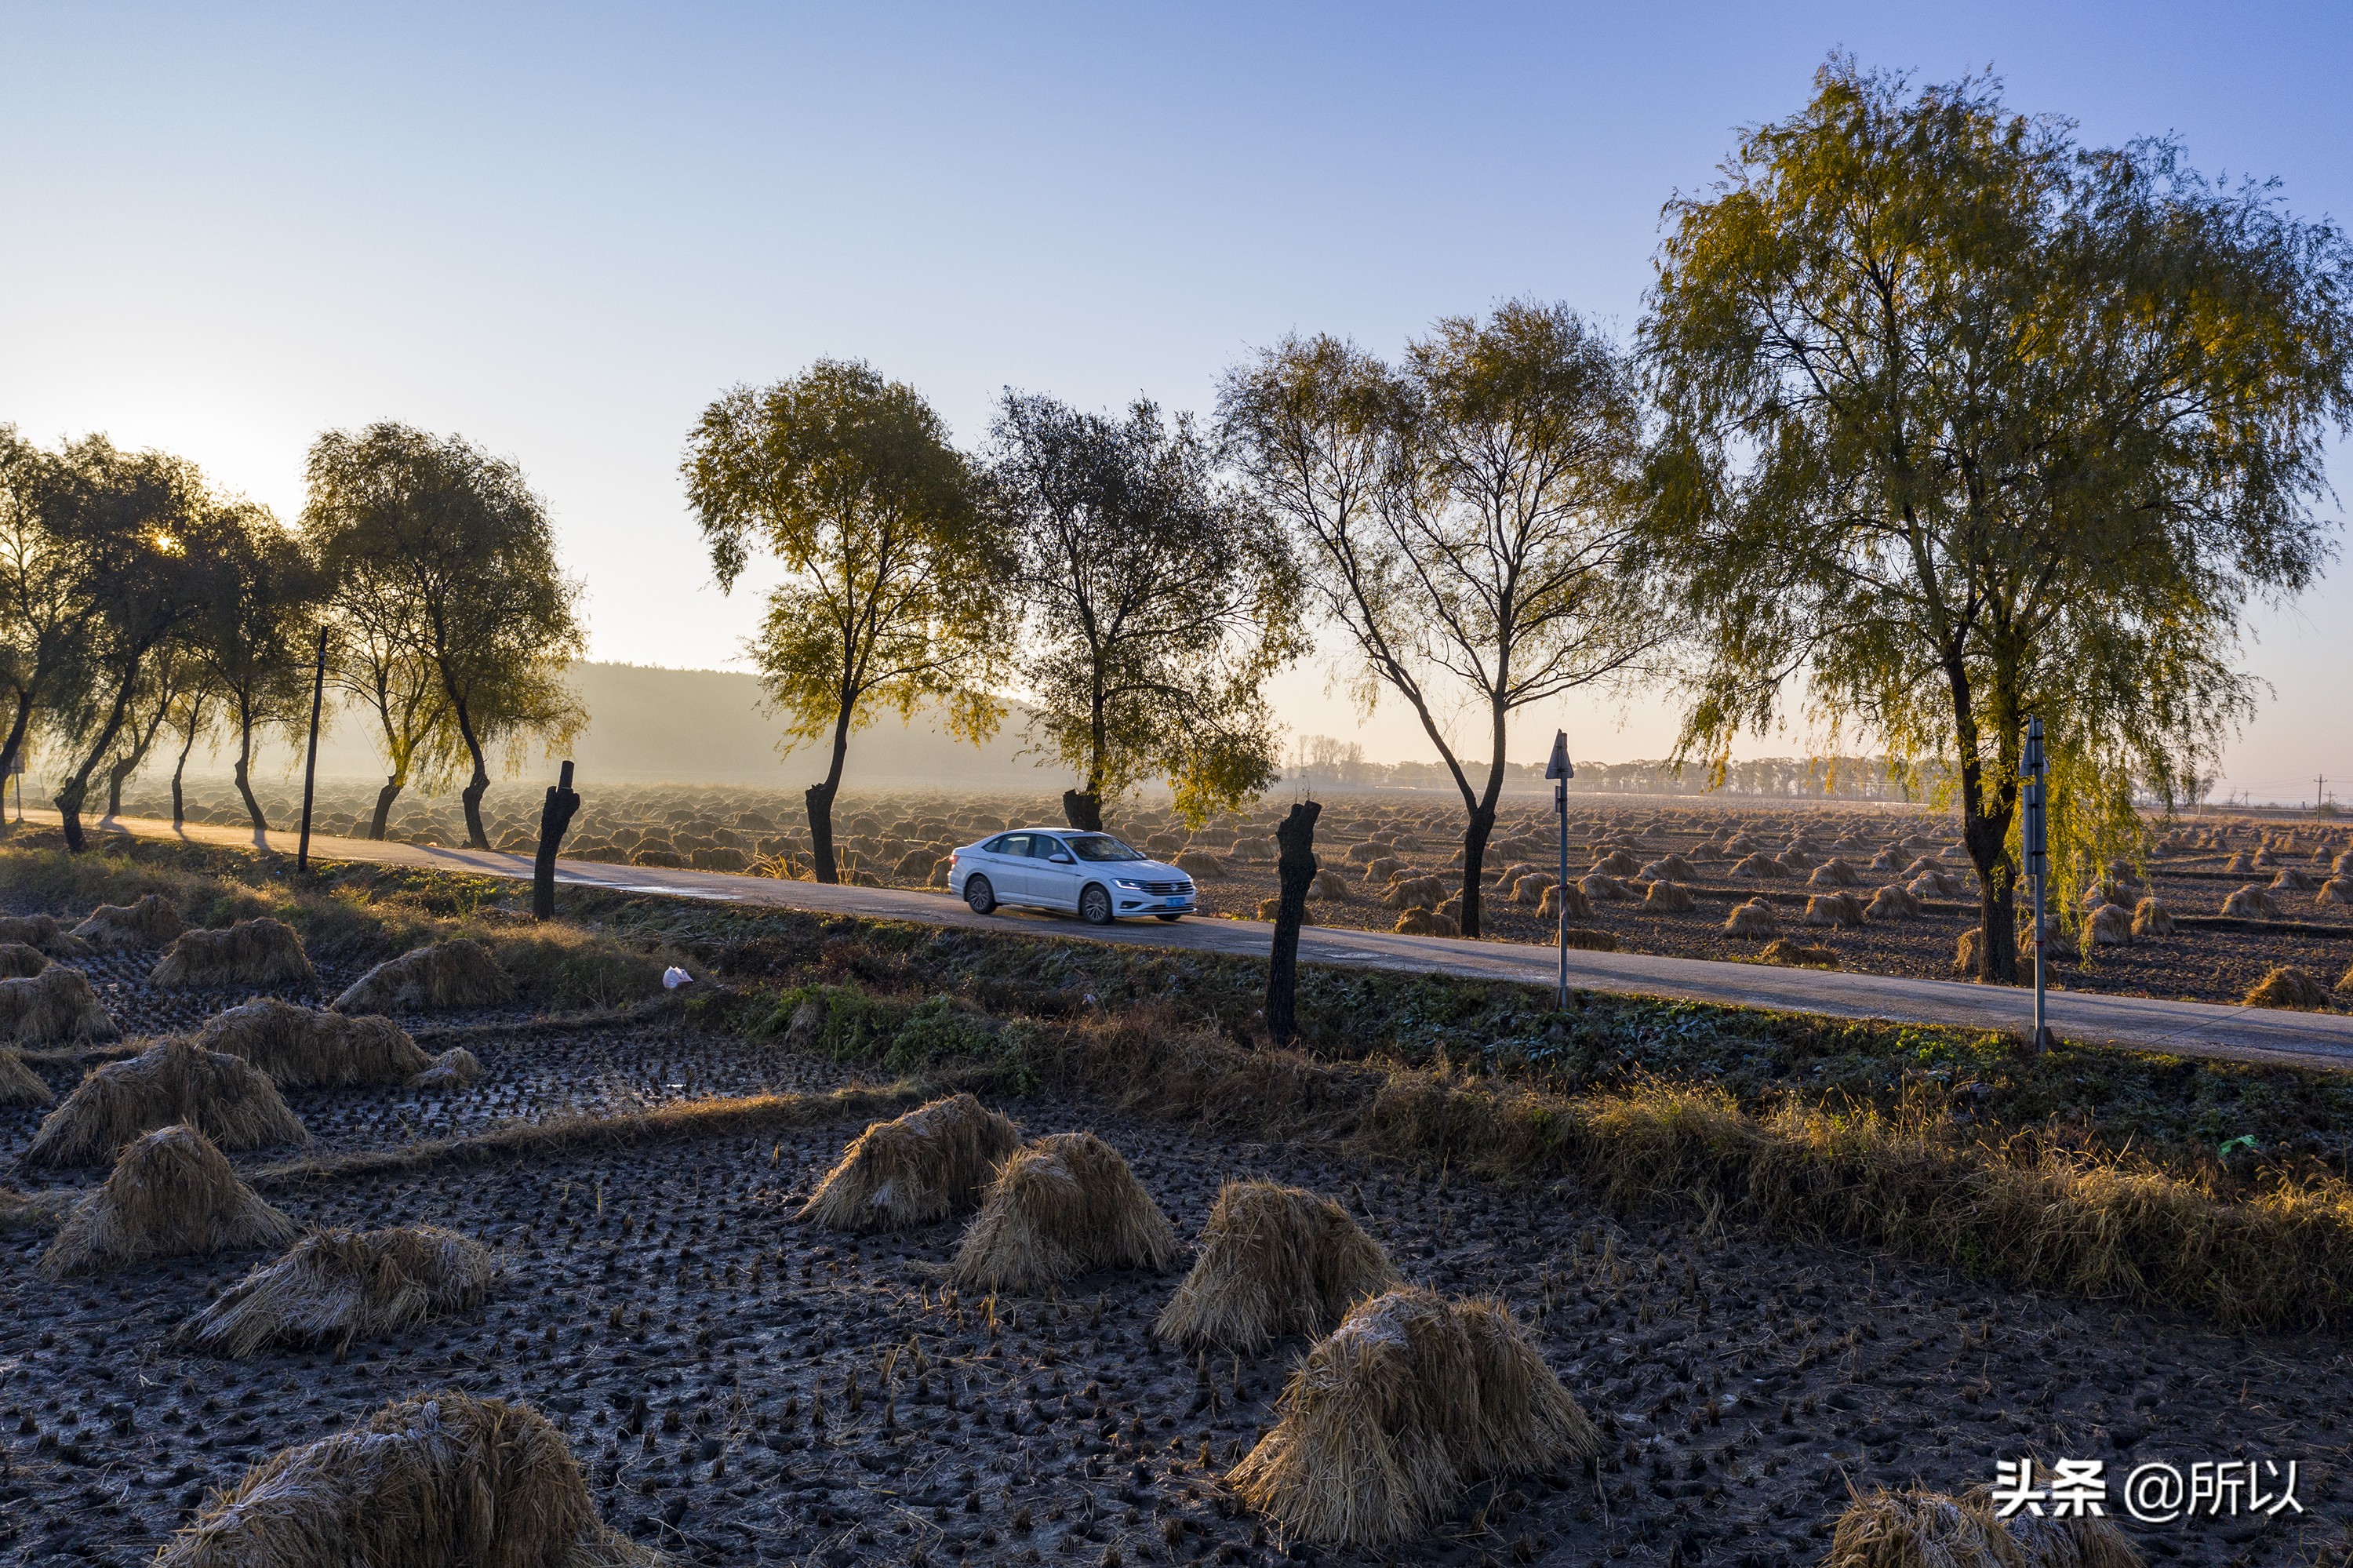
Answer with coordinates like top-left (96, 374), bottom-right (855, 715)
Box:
top-left (1163, 897), bottom-right (1186, 907)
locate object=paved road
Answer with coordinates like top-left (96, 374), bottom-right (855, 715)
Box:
top-left (35, 810), bottom-right (2353, 1071)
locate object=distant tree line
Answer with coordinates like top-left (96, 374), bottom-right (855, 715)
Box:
top-left (0, 424), bottom-right (583, 853)
top-left (1288, 746), bottom-right (1940, 801)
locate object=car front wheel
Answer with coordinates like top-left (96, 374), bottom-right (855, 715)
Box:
top-left (1079, 885), bottom-right (1115, 926)
top-left (965, 875), bottom-right (997, 915)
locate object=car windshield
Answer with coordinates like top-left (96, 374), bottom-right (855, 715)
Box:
top-left (1063, 834), bottom-right (1147, 862)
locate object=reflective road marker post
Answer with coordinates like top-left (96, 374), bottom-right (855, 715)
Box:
top-left (1545, 729), bottom-right (1574, 1010)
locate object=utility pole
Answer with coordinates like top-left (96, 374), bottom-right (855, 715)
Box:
top-left (2022, 716), bottom-right (2051, 1051)
top-left (2316, 776), bottom-right (2329, 820)
top-left (1545, 729), bottom-right (1574, 1011)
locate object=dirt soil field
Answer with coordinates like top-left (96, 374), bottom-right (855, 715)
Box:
top-left (1, 936), bottom-right (2345, 1568)
top-left (136, 779), bottom-right (2353, 1013)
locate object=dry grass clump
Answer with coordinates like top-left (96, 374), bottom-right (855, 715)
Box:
top-left (175, 1225), bottom-right (496, 1357)
top-left (69, 892), bottom-right (184, 950)
top-left (1762, 938), bottom-right (1839, 969)
top-left (2130, 898), bottom-right (2174, 937)
top-left (1254, 896), bottom-right (1316, 923)
top-left (1804, 892), bottom-right (1864, 929)
top-left (0, 941), bottom-right (47, 978)
top-left (1723, 898), bottom-right (1778, 938)
top-left (0, 1048), bottom-right (53, 1106)
top-left (0, 966), bottom-right (118, 1045)
top-left (194, 997), bottom-right (431, 1088)
top-left (798, 1093), bottom-right (1022, 1232)
top-left (1394, 908), bottom-right (1460, 937)
top-left (1155, 1181), bottom-right (1399, 1352)
top-left (42, 1124), bottom-right (298, 1278)
top-left (151, 918), bottom-right (318, 989)
top-left (1227, 1286), bottom-right (1598, 1545)
top-left (1589, 849), bottom-right (1639, 875)
top-left (2222, 884), bottom-right (2283, 919)
top-left (333, 938), bottom-right (517, 1014)
top-left (155, 1390), bottom-right (656, 1568)
top-left (25, 1038), bottom-right (307, 1167)
top-left (2321, 878), bottom-right (2353, 906)
top-left (1556, 924), bottom-right (1617, 951)
top-left (2245, 966), bottom-right (2333, 1011)
top-left (1728, 852), bottom-right (1787, 879)
top-left (1579, 873), bottom-right (1634, 903)
top-left (951, 1130), bottom-right (1176, 1293)
top-left (0, 914), bottom-right (89, 955)
top-left (1823, 1488), bottom-right (2024, 1568)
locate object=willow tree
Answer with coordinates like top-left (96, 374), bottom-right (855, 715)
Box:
top-left (1640, 60), bottom-right (2353, 982)
top-left (0, 430), bottom-right (107, 799)
top-left (42, 438), bottom-right (217, 852)
top-left (987, 395), bottom-right (1302, 831)
top-left (684, 360), bottom-right (1009, 882)
top-left (304, 425), bottom-right (584, 849)
top-left (1221, 302), bottom-right (1657, 937)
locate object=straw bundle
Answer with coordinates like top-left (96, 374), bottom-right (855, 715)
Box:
top-left (1227, 1287), bottom-right (1597, 1545)
top-left (1155, 1181), bottom-right (1399, 1352)
top-left (333, 939), bottom-right (516, 1014)
top-left (1823, 1489), bottom-right (2024, 1568)
top-left (950, 1131), bottom-right (1176, 1293)
top-left (194, 997), bottom-right (431, 1088)
top-left (176, 1225), bottom-right (496, 1357)
top-left (68, 893), bottom-right (184, 950)
top-left (155, 1391), bottom-right (656, 1568)
top-left (0, 966), bottom-right (117, 1046)
top-left (1723, 898), bottom-right (1779, 938)
top-left (151, 919), bottom-right (318, 989)
top-left (798, 1093), bottom-right (1021, 1232)
top-left (0, 914), bottom-right (89, 956)
top-left (2245, 966), bottom-right (2333, 1011)
top-left (41, 1124), bottom-right (297, 1278)
top-left (0, 1047), bottom-right (52, 1105)
top-left (25, 1038), bottom-right (307, 1167)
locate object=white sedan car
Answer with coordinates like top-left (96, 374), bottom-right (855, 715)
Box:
top-left (948, 828), bottom-right (1196, 925)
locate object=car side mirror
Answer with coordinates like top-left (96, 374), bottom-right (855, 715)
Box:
top-left (1050, 853), bottom-right (1074, 864)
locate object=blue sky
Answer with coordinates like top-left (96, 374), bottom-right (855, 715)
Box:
top-left (3, 3), bottom-right (2347, 800)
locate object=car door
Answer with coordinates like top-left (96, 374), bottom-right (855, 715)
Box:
top-left (987, 834), bottom-right (1037, 901)
top-left (1027, 834), bottom-right (1082, 911)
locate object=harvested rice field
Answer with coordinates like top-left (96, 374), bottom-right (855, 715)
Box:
top-left (0, 837), bottom-right (2347, 1568)
top-left (133, 778), bottom-right (2353, 1012)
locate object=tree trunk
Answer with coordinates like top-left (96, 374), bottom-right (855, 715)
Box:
top-left (104, 696), bottom-right (166, 818)
top-left (448, 696), bottom-right (492, 849)
top-left (1061, 790), bottom-right (1103, 832)
top-left (1966, 810), bottom-right (2019, 982)
top-left (369, 777), bottom-right (403, 839)
top-left (170, 693), bottom-right (206, 829)
top-left (533, 760), bottom-right (580, 920)
top-left (57, 671), bottom-right (142, 853)
top-left (1265, 800), bottom-right (1320, 1047)
top-left (806, 704), bottom-right (853, 884)
top-left (232, 705), bottom-right (268, 834)
top-left (0, 689), bottom-right (31, 835)
top-left (1455, 704), bottom-right (1509, 939)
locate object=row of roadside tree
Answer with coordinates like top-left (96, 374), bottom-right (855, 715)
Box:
top-left (5, 61), bottom-right (2349, 985)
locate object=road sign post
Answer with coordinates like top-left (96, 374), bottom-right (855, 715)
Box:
top-left (1544, 729), bottom-right (1574, 1010)
top-left (2022, 715), bottom-right (2049, 1050)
